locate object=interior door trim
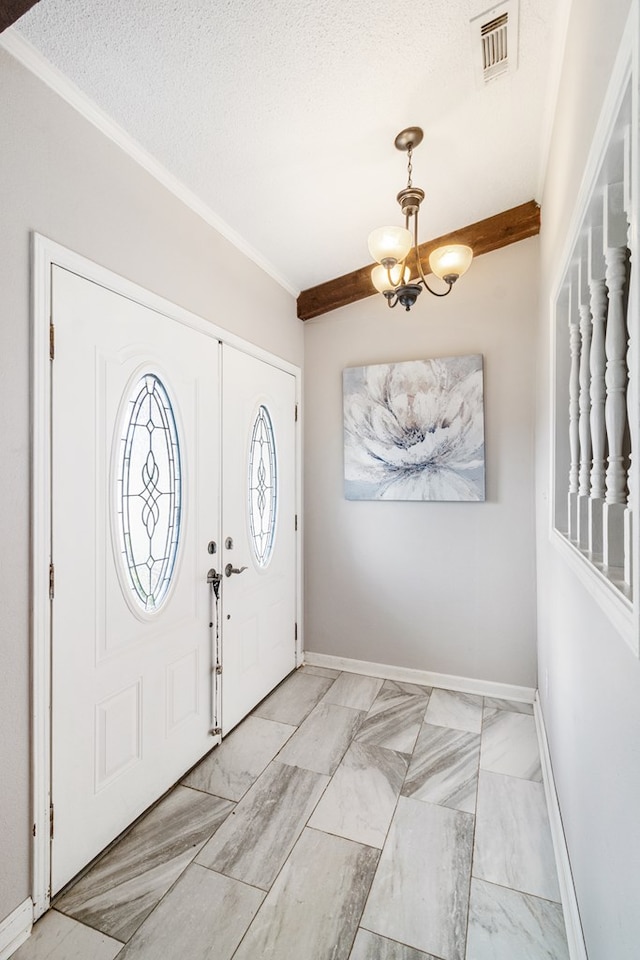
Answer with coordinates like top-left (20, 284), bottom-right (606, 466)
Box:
top-left (30, 232), bottom-right (302, 918)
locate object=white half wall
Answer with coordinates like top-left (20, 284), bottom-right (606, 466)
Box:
top-left (536, 1), bottom-right (640, 957)
top-left (0, 48), bottom-right (301, 928)
top-left (303, 237), bottom-right (539, 688)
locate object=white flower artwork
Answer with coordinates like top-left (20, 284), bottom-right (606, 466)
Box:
top-left (343, 355), bottom-right (485, 501)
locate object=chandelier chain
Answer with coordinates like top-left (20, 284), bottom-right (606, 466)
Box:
top-left (406, 143), bottom-right (413, 188)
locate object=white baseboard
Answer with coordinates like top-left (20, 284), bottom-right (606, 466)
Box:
top-left (303, 651), bottom-right (536, 703)
top-left (0, 898), bottom-right (32, 960)
top-left (534, 695), bottom-right (588, 960)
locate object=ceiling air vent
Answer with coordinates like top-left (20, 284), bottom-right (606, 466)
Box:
top-left (470, 2), bottom-right (519, 85)
top-left (481, 13), bottom-right (508, 79)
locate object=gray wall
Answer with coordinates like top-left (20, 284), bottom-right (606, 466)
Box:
top-left (304, 238), bottom-right (539, 687)
top-left (0, 48), bottom-right (302, 925)
top-left (536, 0), bottom-right (640, 957)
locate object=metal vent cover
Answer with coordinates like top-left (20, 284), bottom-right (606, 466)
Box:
top-left (471, 2), bottom-right (519, 85)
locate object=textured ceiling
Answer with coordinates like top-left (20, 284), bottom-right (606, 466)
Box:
top-left (15, 0), bottom-right (560, 294)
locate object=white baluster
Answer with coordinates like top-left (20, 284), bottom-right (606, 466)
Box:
top-left (568, 276), bottom-right (581, 542)
top-left (604, 248), bottom-right (628, 502)
top-left (624, 127), bottom-right (633, 590)
top-left (588, 225), bottom-right (607, 559)
top-left (603, 182), bottom-right (629, 570)
top-left (578, 253), bottom-right (592, 549)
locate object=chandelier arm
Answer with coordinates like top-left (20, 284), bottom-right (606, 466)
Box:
top-left (384, 259), bottom-right (409, 290)
top-left (384, 291), bottom-right (399, 308)
top-left (410, 209), bottom-right (455, 298)
top-left (421, 279), bottom-right (454, 297)
top-left (411, 209), bottom-right (428, 285)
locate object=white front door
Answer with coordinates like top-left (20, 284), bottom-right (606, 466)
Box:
top-left (221, 346), bottom-right (297, 732)
top-left (51, 267), bottom-right (220, 892)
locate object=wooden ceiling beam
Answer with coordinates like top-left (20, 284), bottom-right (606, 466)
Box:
top-left (0, 0), bottom-right (40, 33)
top-left (297, 200), bottom-right (540, 321)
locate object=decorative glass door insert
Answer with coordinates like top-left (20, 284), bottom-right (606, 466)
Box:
top-left (248, 404), bottom-right (278, 567)
top-left (116, 373), bottom-right (182, 612)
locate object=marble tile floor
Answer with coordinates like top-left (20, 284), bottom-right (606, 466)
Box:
top-left (14, 668), bottom-right (569, 960)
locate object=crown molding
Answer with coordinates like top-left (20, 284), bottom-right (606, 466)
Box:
top-left (0, 28), bottom-right (298, 298)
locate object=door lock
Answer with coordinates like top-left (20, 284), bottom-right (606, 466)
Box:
top-left (225, 563), bottom-right (248, 577)
top-left (207, 567), bottom-right (222, 599)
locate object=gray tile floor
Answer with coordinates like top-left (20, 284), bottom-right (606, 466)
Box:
top-left (14, 667), bottom-right (569, 960)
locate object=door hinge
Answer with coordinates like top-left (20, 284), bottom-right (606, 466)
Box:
top-left (49, 322), bottom-right (55, 360)
top-left (215, 664), bottom-right (222, 675)
top-left (295, 404), bottom-right (298, 423)
top-left (295, 622), bottom-right (298, 642)
top-left (295, 514), bottom-right (298, 531)
top-left (49, 562), bottom-right (55, 600)
top-left (49, 802), bottom-right (54, 840)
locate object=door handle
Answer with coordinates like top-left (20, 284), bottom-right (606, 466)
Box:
top-left (225, 563), bottom-right (248, 577)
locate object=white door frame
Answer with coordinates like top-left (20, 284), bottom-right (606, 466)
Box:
top-left (31, 232), bottom-right (303, 918)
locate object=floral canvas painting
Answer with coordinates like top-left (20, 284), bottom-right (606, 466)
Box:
top-left (343, 355), bottom-right (485, 501)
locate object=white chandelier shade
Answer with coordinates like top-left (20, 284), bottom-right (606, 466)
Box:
top-left (428, 244), bottom-right (474, 281)
top-left (367, 226), bottom-right (413, 267)
top-left (371, 263), bottom-right (411, 294)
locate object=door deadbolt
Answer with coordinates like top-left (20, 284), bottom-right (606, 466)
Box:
top-left (225, 537), bottom-right (234, 550)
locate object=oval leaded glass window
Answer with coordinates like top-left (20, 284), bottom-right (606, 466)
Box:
top-left (116, 374), bottom-right (182, 612)
top-left (248, 405), bottom-right (278, 567)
